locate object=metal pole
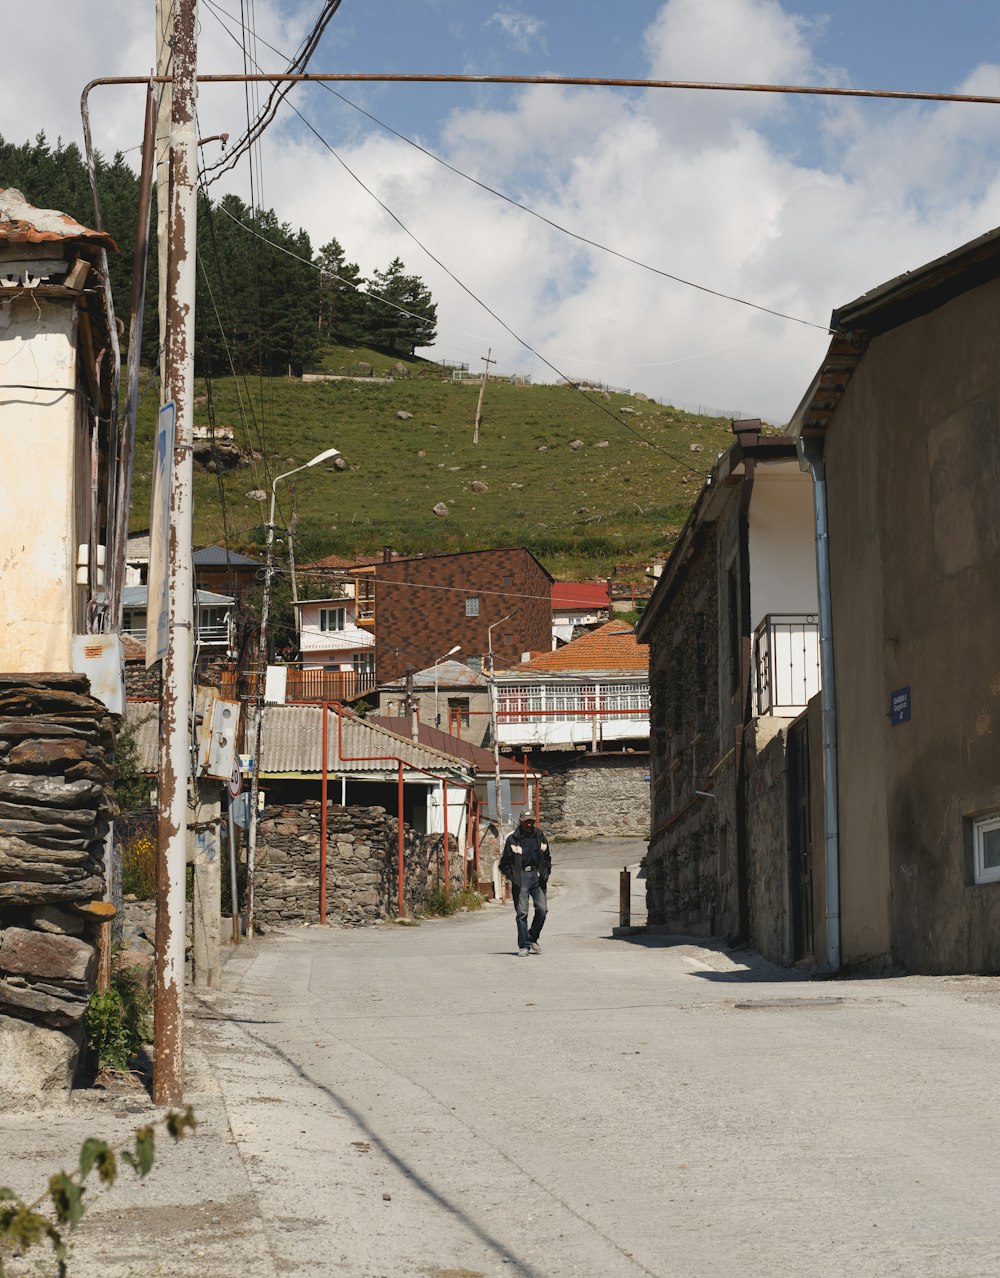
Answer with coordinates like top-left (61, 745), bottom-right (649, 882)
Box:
top-left (226, 789), bottom-right (239, 945)
top-left (320, 701), bottom-right (328, 924)
top-left (153, 0), bottom-right (197, 1108)
top-left (397, 761), bottom-right (405, 917)
top-left (245, 485), bottom-right (275, 941)
top-left (443, 777), bottom-right (450, 898)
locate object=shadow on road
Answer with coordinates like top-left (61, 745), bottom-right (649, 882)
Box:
top-left (210, 1011), bottom-right (545, 1278)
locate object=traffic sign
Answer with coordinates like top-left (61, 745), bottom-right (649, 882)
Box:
top-left (228, 760), bottom-right (243, 798)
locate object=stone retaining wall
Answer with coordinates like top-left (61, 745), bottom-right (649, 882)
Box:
top-left (255, 801), bottom-right (464, 928)
top-left (0, 674), bottom-right (116, 1106)
top-left (532, 752), bottom-right (650, 838)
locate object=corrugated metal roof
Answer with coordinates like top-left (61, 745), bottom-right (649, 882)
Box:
top-left (259, 704), bottom-right (472, 777)
top-left (517, 621), bottom-right (647, 673)
top-left (122, 586), bottom-right (234, 608)
top-left (124, 700), bottom-right (472, 779)
top-left (368, 716), bottom-right (525, 775)
top-left (0, 188), bottom-right (118, 252)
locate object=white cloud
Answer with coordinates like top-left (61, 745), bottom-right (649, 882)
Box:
top-left (7, 0), bottom-right (1000, 424)
top-left (487, 11), bottom-right (547, 54)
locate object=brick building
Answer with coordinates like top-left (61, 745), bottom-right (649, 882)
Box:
top-left (373, 548), bottom-right (553, 683)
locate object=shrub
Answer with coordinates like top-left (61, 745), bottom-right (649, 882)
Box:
top-left (422, 885), bottom-right (484, 917)
top-left (121, 832), bottom-right (157, 899)
top-left (86, 965), bottom-right (153, 1074)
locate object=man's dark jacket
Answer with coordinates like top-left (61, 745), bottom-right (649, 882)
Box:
top-left (499, 826), bottom-right (552, 889)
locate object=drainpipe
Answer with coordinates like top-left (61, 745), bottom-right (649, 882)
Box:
top-left (732, 420), bottom-right (759, 946)
top-left (798, 436), bottom-right (841, 972)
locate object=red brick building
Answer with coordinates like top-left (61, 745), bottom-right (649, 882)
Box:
top-left (374, 548), bottom-right (553, 683)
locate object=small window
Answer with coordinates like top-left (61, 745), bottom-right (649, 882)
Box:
top-left (502, 575), bottom-right (512, 588)
top-left (319, 607), bottom-right (346, 632)
top-left (504, 633), bottom-right (513, 645)
top-left (465, 596), bottom-right (480, 617)
top-left (466, 655), bottom-right (482, 672)
top-left (448, 696), bottom-right (470, 728)
top-left (973, 812), bottom-right (1000, 884)
top-left (352, 652), bottom-right (375, 674)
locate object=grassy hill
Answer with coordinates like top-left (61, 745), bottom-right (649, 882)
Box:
top-left (130, 345), bottom-right (738, 582)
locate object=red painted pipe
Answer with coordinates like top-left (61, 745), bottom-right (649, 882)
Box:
top-left (320, 702), bottom-right (328, 924)
top-left (397, 762), bottom-right (405, 917)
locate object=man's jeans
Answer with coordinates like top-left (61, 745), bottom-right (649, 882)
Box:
top-left (514, 877), bottom-right (547, 949)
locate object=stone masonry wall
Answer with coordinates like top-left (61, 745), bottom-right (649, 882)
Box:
top-left (0, 674), bottom-right (116, 1106)
top-left (747, 721), bottom-right (792, 965)
top-left (534, 752), bottom-right (650, 839)
top-left (255, 801), bottom-right (464, 928)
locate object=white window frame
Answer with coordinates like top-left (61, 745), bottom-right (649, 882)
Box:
top-left (973, 811), bottom-right (1000, 884)
top-left (351, 651), bottom-right (375, 674)
top-left (465, 596), bottom-right (480, 617)
top-left (319, 606), bottom-right (346, 632)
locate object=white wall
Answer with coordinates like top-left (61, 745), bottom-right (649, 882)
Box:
top-left (297, 600), bottom-right (374, 661)
top-left (0, 296), bottom-right (79, 671)
top-left (747, 459), bottom-right (818, 631)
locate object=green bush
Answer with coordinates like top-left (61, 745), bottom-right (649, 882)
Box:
top-left (121, 831), bottom-right (157, 899)
top-left (422, 885), bottom-right (484, 917)
top-left (86, 966), bottom-right (153, 1074)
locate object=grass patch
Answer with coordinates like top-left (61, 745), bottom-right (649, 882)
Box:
top-left (130, 365), bottom-right (735, 581)
top-left (421, 885), bottom-right (485, 916)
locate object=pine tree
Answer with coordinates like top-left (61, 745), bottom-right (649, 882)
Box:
top-left (364, 257), bottom-right (438, 357)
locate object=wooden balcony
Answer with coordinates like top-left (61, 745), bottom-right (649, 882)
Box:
top-left (219, 666), bottom-right (376, 704)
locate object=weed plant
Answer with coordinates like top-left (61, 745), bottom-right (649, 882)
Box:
top-left (121, 831), bottom-right (157, 899)
top-left (85, 966), bottom-right (153, 1074)
top-left (422, 885), bottom-right (484, 917)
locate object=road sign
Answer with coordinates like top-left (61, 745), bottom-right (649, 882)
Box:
top-left (228, 760), bottom-right (242, 798)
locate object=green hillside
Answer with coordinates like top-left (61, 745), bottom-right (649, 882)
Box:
top-left (130, 346), bottom-right (736, 582)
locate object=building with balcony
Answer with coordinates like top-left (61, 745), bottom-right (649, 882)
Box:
top-left (636, 421), bottom-right (819, 959)
top-left (122, 585), bottom-right (235, 658)
top-left (290, 592), bottom-right (377, 703)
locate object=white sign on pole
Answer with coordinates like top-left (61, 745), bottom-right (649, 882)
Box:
top-left (146, 401), bottom-right (175, 668)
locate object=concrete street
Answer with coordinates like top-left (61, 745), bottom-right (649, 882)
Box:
top-left (5, 837), bottom-right (1000, 1277)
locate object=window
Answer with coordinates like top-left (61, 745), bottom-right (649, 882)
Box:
top-left (466, 655), bottom-right (483, 672)
top-left (973, 812), bottom-right (1000, 884)
top-left (352, 652), bottom-right (375, 674)
top-left (319, 607), bottom-right (346, 632)
top-left (502, 575), bottom-right (512, 588)
top-left (448, 697), bottom-right (470, 729)
top-left (504, 633), bottom-right (513, 646)
top-left (465, 596), bottom-right (480, 617)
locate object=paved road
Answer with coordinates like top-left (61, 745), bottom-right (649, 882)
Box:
top-left (7, 837), bottom-right (1000, 1277)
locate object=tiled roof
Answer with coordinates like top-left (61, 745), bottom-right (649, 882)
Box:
top-left (517, 621), bottom-right (647, 673)
top-left (0, 188), bottom-right (117, 251)
top-left (552, 581), bottom-right (611, 610)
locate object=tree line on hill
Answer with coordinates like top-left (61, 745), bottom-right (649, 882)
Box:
top-left (0, 132), bottom-right (437, 372)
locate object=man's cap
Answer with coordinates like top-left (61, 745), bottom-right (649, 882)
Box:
top-left (519, 810), bottom-right (535, 821)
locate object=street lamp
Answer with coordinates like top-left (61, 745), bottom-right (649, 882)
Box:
top-left (487, 609), bottom-right (519, 840)
top-left (247, 445), bottom-right (340, 937)
top-left (434, 644), bottom-right (462, 729)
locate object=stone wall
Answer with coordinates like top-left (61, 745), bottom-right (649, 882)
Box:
top-left (255, 801), bottom-right (464, 928)
top-left (0, 674), bottom-right (115, 1106)
top-left (533, 752), bottom-right (650, 839)
top-left (747, 721), bottom-right (792, 965)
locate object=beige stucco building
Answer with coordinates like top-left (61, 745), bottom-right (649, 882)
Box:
top-left (791, 226), bottom-right (1000, 973)
top-left (0, 189), bottom-right (118, 673)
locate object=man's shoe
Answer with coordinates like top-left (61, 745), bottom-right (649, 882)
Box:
top-left (517, 947), bottom-right (530, 957)
top-left (527, 941), bottom-right (542, 954)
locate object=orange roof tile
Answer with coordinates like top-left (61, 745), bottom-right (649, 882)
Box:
top-left (521, 621), bottom-right (647, 672)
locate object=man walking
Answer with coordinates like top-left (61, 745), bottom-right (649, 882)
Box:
top-left (499, 810), bottom-right (552, 956)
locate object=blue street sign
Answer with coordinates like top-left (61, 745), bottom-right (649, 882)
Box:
top-left (890, 686), bottom-right (911, 725)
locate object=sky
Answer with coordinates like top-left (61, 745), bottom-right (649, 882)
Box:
top-left (7, 0), bottom-right (1000, 421)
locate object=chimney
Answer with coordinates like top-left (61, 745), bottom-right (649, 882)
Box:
top-left (383, 545), bottom-right (393, 563)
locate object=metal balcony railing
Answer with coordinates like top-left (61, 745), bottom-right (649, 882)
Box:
top-left (753, 614), bottom-right (820, 716)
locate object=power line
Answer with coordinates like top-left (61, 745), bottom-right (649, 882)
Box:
top-left (201, 0), bottom-right (829, 335)
top-left (200, 0), bottom-right (711, 477)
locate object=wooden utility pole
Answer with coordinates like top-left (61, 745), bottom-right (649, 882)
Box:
top-left (473, 348), bottom-right (495, 445)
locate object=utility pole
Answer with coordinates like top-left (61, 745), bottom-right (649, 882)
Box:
top-left (155, 0), bottom-right (173, 386)
top-left (472, 347), bottom-right (495, 445)
top-left (154, 0), bottom-right (198, 1108)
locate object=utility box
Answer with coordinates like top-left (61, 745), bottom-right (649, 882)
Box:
top-left (194, 687), bottom-right (241, 780)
